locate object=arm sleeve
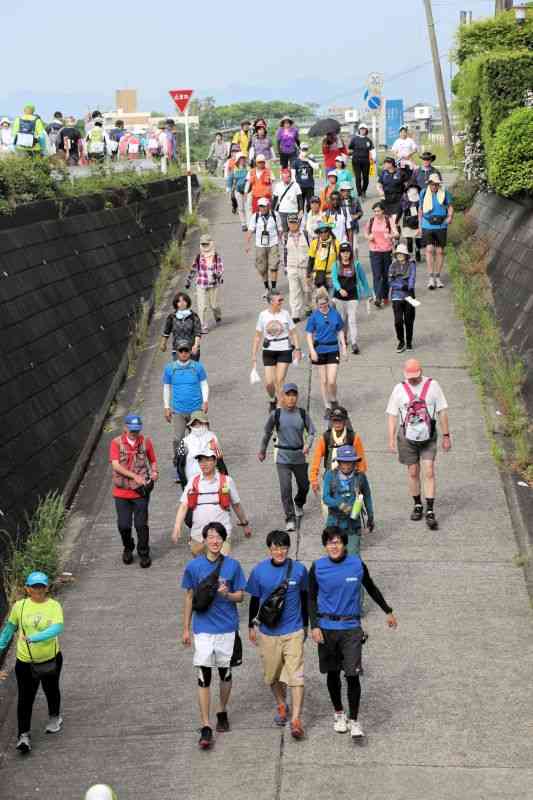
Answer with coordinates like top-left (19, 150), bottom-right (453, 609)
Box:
top-left (309, 436), bottom-right (325, 484)
top-left (27, 623), bottom-right (64, 643)
top-left (260, 413), bottom-right (276, 454)
top-left (162, 314), bottom-right (173, 337)
top-left (361, 563), bottom-right (392, 614)
top-left (163, 384), bottom-right (171, 408)
top-left (331, 261), bottom-right (341, 292)
top-left (300, 590), bottom-right (309, 628)
top-left (408, 262), bottom-right (416, 291)
top-left (359, 473), bottom-right (374, 521)
top-left (308, 564), bottom-right (319, 628)
top-left (322, 471), bottom-right (341, 510)
top-left (192, 313), bottom-right (202, 338)
top-left (248, 596), bottom-right (260, 627)
top-left (0, 621), bottom-right (17, 650)
top-left (200, 380), bottom-right (209, 402)
top-left (354, 434), bottom-right (368, 474)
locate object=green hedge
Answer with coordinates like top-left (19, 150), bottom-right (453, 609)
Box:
top-left (488, 107), bottom-right (533, 196)
top-left (455, 9), bottom-right (533, 65)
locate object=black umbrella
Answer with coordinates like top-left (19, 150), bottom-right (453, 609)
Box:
top-left (308, 118), bottom-right (341, 137)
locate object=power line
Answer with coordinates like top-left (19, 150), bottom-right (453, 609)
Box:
top-left (324, 59), bottom-right (436, 107)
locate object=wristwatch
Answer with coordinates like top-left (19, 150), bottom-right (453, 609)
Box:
top-left (443, 433), bottom-right (450, 437)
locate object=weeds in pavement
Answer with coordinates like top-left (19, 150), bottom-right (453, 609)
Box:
top-left (1, 492), bottom-right (66, 602)
top-left (181, 209), bottom-right (199, 228)
top-left (201, 177), bottom-right (223, 194)
top-left (447, 218), bottom-right (533, 483)
top-left (154, 240), bottom-right (181, 307)
top-left (127, 300), bottom-right (150, 378)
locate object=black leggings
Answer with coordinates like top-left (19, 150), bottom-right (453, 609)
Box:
top-left (114, 497), bottom-right (150, 556)
top-left (279, 152), bottom-right (296, 169)
top-left (326, 670), bottom-right (361, 720)
top-left (15, 653), bottom-right (63, 735)
top-left (352, 160), bottom-right (370, 195)
top-left (392, 300), bottom-right (416, 346)
top-left (406, 237), bottom-right (422, 254)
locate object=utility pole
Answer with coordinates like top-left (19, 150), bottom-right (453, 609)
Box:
top-left (423, 0), bottom-right (455, 162)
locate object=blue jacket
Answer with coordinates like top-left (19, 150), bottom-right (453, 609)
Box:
top-left (322, 468), bottom-right (374, 532)
top-left (331, 259), bottom-right (372, 301)
top-left (389, 258), bottom-right (416, 301)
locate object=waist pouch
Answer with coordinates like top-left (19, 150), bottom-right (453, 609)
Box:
top-left (318, 612), bottom-right (360, 622)
top-left (428, 214), bottom-right (446, 225)
top-left (256, 560), bottom-right (293, 628)
top-left (263, 336), bottom-right (290, 349)
top-left (135, 479), bottom-right (154, 498)
top-left (192, 557), bottom-right (224, 612)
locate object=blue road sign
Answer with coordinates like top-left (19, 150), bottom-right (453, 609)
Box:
top-left (386, 99), bottom-right (404, 147)
top-left (364, 89), bottom-right (381, 111)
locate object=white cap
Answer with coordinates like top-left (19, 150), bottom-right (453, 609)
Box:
top-left (300, 142), bottom-right (309, 150)
top-left (85, 786), bottom-right (116, 800)
top-left (195, 447), bottom-right (217, 459)
top-left (0, 117), bottom-right (9, 125)
top-left (235, 151), bottom-right (246, 160)
top-left (428, 173), bottom-right (442, 184)
top-left (358, 123), bottom-right (369, 131)
top-left (335, 154), bottom-right (346, 164)
top-left (394, 243), bottom-right (410, 256)
top-left (256, 153), bottom-right (266, 162)
top-left (258, 197), bottom-right (270, 206)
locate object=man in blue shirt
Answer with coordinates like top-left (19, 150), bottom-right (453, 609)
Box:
top-left (162, 338), bottom-right (209, 462)
top-left (309, 527), bottom-right (397, 739)
top-left (181, 521), bottom-right (246, 749)
top-left (322, 445), bottom-right (374, 555)
top-left (419, 174), bottom-right (454, 290)
top-left (246, 530), bottom-right (308, 739)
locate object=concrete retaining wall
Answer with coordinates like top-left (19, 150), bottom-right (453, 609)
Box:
top-left (0, 176), bottom-right (198, 609)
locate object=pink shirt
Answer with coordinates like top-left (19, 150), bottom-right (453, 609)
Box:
top-left (364, 216), bottom-right (397, 252)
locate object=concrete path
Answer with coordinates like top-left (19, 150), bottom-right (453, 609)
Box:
top-left (1, 185), bottom-right (532, 800)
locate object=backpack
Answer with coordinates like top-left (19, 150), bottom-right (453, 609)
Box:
top-left (192, 556), bottom-right (225, 612)
top-left (187, 472), bottom-right (231, 511)
top-left (368, 215), bottom-right (391, 234)
top-left (88, 126), bottom-right (105, 155)
top-left (328, 469), bottom-right (368, 526)
top-left (273, 408), bottom-right (309, 449)
top-left (402, 379), bottom-right (434, 443)
top-left (256, 559), bottom-right (293, 628)
top-left (47, 123), bottom-right (62, 153)
top-left (17, 117), bottom-right (37, 148)
top-left (323, 428), bottom-right (356, 467)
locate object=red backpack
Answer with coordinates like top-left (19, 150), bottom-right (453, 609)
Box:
top-left (187, 473), bottom-right (231, 511)
top-left (402, 379), bottom-right (434, 443)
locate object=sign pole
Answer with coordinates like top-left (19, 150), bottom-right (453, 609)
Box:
top-left (372, 114), bottom-right (377, 151)
top-left (185, 105), bottom-right (192, 214)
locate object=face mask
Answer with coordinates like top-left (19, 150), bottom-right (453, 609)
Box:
top-left (191, 424), bottom-right (208, 437)
top-left (176, 309), bottom-right (191, 320)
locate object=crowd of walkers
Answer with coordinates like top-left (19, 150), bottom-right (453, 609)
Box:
top-left (0, 113), bottom-right (454, 779)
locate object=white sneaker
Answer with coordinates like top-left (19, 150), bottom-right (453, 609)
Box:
top-left (45, 715), bottom-right (63, 734)
top-left (286, 520), bottom-right (296, 532)
top-left (350, 719), bottom-right (364, 738)
top-left (294, 505), bottom-right (304, 519)
top-left (16, 733), bottom-right (31, 753)
top-left (427, 276), bottom-right (435, 290)
top-left (334, 711), bottom-right (348, 733)
top-left (435, 276), bottom-right (444, 288)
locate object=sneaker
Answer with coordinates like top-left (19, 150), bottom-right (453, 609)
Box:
top-left (330, 400), bottom-right (339, 412)
top-left (201, 325), bottom-right (209, 334)
top-left (406, 343), bottom-right (413, 351)
top-left (122, 549), bottom-right (134, 565)
top-left (374, 299), bottom-right (382, 308)
top-left (290, 719), bottom-right (305, 740)
top-left (45, 716), bottom-right (63, 734)
top-left (262, 289), bottom-right (270, 300)
top-left (274, 703), bottom-right (289, 726)
top-left (334, 711), bottom-right (348, 733)
top-left (269, 400), bottom-right (277, 413)
top-left (425, 510), bottom-right (439, 530)
top-left (198, 726), bottom-right (213, 749)
top-left (324, 407), bottom-right (332, 421)
top-left (16, 733), bottom-right (31, 754)
top-left (410, 504), bottom-right (424, 521)
top-left (241, 224), bottom-right (248, 232)
top-left (216, 711), bottom-right (230, 732)
top-left (427, 276), bottom-right (435, 290)
top-left (294, 505), bottom-right (304, 519)
top-left (350, 719), bottom-right (365, 738)
top-left (435, 277), bottom-right (444, 288)
top-left (215, 317), bottom-right (222, 325)
top-left (286, 519), bottom-right (296, 532)
top-left (396, 342), bottom-right (406, 354)
top-left (352, 343), bottom-right (360, 355)
top-left (140, 556), bottom-right (152, 568)
top-left (383, 298), bottom-right (390, 306)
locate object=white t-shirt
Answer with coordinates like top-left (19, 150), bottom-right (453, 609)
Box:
top-left (249, 212), bottom-right (279, 248)
top-left (324, 209), bottom-right (350, 243)
top-left (181, 473), bottom-right (240, 541)
top-left (391, 137), bottom-right (418, 162)
top-left (386, 376), bottom-right (448, 424)
top-left (273, 180), bottom-right (302, 213)
top-left (182, 429), bottom-right (222, 482)
top-left (256, 309), bottom-right (294, 352)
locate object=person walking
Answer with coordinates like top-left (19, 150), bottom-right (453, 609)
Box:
top-left (276, 116), bottom-right (300, 168)
top-left (163, 341), bottom-right (208, 459)
top-left (305, 196), bottom-right (322, 242)
top-left (232, 120), bottom-right (252, 157)
top-left (389, 243), bottom-right (417, 353)
top-left (322, 132), bottom-right (347, 173)
top-left (250, 122), bottom-right (274, 166)
top-left (338, 183), bottom-right (363, 251)
top-left (306, 289), bottom-right (347, 420)
top-left (247, 530), bottom-right (308, 739)
top-left (286, 215), bottom-right (311, 322)
top-left (0, 572), bottom-right (64, 754)
top-left (309, 527), bottom-right (398, 739)
top-left (231, 152), bottom-right (249, 230)
top-left (173, 452), bottom-right (251, 555)
top-left (334, 155), bottom-right (355, 192)
top-left (174, 410), bottom-right (225, 487)
top-left (391, 126), bottom-right (418, 169)
top-left (160, 290), bottom-right (202, 361)
top-left (185, 234), bottom-right (223, 333)
top-left (272, 168), bottom-right (303, 235)
top-left (247, 198), bottom-right (281, 298)
top-left (208, 133), bottom-right (228, 176)
top-left (364, 201), bottom-right (398, 308)
top-left (419, 174), bottom-right (454, 289)
top-left (321, 192), bottom-right (350, 245)
top-left (12, 104), bottom-right (47, 156)
top-left (109, 414), bottom-right (158, 568)
top-left (247, 153), bottom-right (273, 214)
top-left (307, 222), bottom-right (339, 294)
top-left (56, 116), bottom-right (83, 165)
top-left (181, 522), bottom-right (247, 749)
top-left (252, 291), bottom-right (301, 410)
top-left (386, 358), bottom-right (451, 530)
top-left (0, 117), bottom-right (13, 154)
top-left (258, 383), bottom-right (315, 532)
top-left (348, 124), bottom-right (374, 198)
top-left (331, 241), bottom-right (371, 355)
top-left (310, 406), bottom-right (368, 495)
top-left (293, 143), bottom-right (317, 212)
top-left (46, 111), bottom-right (64, 154)
top-left (413, 151), bottom-right (442, 191)
top-left (322, 445), bottom-right (374, 555)
top-left (378, 157), bottom-right (404, 223)
top-left (399, 184), bottom-right (423, 262)
top-left (319, 171), bottom-right (339, 213)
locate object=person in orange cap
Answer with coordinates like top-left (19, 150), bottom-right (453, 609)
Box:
top-left (385, 359), bottom-right (451, 530)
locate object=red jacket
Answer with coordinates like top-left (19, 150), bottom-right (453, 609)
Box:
top-left (109, 433), bottom-right (157, 499)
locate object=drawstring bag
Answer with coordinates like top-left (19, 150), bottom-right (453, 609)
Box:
top-left (250, 368), bottom-right (261, 385)
top-left (20, 600), bottom-right (58, 679)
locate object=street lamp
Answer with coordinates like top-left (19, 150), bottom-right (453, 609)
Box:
top-left (514, 4), bottom-right (527, 24)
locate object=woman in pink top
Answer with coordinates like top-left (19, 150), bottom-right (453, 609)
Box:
top-left (364, 200), bottom-right (398, 307)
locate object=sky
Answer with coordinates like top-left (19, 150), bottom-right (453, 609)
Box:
top-left (0, 0), bottom-right (497, 118)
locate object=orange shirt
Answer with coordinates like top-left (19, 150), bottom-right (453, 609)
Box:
top-left (249, 167), bottom-right (273, 200)
top-left (320, 185), bottom-right (335, 212)
top-left (310, 431), bottom-right (367, 486)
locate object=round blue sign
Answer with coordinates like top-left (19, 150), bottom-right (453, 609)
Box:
top-left (367, 95), bottom-right (381, 110)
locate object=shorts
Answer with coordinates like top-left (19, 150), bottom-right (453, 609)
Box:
top-left (255, 245), bottom-right (280, 279)
top-left (262, 349), bottom-right (293, 366)
top-left (422, 228), bottom-right (447, 248)
top-left (259, 629), bottom-right (305, 687)
top-left (397, 430), bottom-right (437, 465)
top-left (312, 351), bottom-right (340, 366)
top-left (317, 627), bottom-right (363, 676)
top-left (193, 632), bottom-right (236, 668)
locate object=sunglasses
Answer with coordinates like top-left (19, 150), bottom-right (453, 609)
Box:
top-left (177, 347), bottom-right (190, 353)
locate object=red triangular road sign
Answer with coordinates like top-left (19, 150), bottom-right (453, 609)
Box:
top-left (169, 89), bottom-right (194, 113)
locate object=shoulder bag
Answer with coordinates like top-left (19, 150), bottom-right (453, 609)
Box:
top-left (256, 559), bottom-right (293, 628)
top-left (192, 557), bottom-right (225, 612)
top-left (20, 600), bottom-right (59, 679)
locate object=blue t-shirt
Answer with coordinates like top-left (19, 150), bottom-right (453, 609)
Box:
top-left (420, 188), bottom-right (452, 230)
top-left (246, 558), bottom-right (308, 636)
top-left (181, 555), bottom-right (246, 634)
top-left (306, 307), bottom-right (343, 353)
top-left (162, 359), bottom-right (207, 414)
top-left (312, 554), bottom-right (363, 630)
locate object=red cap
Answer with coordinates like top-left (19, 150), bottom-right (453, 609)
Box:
top-left (403, 358), bottom-right (422, 379)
